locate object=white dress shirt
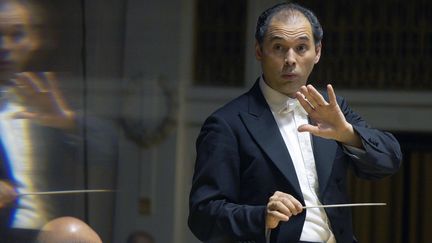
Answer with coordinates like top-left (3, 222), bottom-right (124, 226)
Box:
top-left (259, 78), bottom-right (336, 243)
top-left (0, 87), bottom-right (49, 229)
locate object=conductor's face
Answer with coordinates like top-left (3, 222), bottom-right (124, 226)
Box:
top-left (0, 1), bottom-right (39, 82)
top-left (255, 12), bottom-right (321, 97)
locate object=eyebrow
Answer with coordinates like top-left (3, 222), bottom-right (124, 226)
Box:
top-left (268, 35), bottom-right (311, 42)
top-left (297, 36), bottom-right (310, 41)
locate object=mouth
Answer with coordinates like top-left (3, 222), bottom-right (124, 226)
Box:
top-left (281, 73), bottom-right (298, 80)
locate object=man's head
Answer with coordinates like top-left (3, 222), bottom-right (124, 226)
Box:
top-left (36, 216), bottom-right (103, 243)
top-left (255, 3), bottom-right (323, 97)
top-left (255, 3), bottom-right (323, 47)
top-left (0, 0), bottom-right (40, 82)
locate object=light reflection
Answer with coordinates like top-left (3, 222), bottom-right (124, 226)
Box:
top-left (0, 87), bottom-right (48, 228)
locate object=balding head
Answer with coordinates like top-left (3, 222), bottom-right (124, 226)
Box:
top-left (36, 216), bottom-right (102, 243)
top-left (255, 3), bottom-right (323, 46)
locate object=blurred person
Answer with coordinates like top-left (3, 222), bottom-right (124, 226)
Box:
top-left (0, 0), bottom-right (79, 242)
top-left (188, 2), bottom-right (402, 243)
top-left (36, 216), bottom-right (103, 243)
top-left (126, 230), bottom-right (154, 243)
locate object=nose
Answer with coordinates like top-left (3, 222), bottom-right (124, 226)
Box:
top-left (284, 49), bottom-right (296, 66)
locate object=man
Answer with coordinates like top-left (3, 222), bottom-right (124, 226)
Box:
top-left (0, 0), bottom-right (79, 241)
top-left (188, 3), bottom-right (402, 243)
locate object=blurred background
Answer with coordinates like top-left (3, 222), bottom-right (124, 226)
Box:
top-left (1, 0), bottom-right (430, 242)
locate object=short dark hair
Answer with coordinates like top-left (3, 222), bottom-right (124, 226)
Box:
top-left (255, 2), bottom-right (323, 46)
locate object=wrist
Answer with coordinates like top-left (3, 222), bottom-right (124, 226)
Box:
top-left (337, 122), bottom-right (362, 148)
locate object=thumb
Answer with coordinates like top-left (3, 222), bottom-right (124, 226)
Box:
top-left (298, 124), bottom-right (315, 133)
top-left (11, 111), bottom-right (38, 120)
top-left (298, 124), bottom-right (322, 137)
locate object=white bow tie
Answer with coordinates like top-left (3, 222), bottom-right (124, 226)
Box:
top-left (279, 99), bottom-right (308, 115)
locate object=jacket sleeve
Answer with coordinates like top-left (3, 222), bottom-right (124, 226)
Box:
top-left (338, 96), bottom-right (403, 179)
top-left (188, 114), bottom-right (267, 242)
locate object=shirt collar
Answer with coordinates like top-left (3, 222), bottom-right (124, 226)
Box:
top-left (259, 76), bottom-right (306, 115)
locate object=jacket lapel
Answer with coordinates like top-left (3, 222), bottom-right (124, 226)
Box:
top-left (239, 82), bottom-right (302, 198)
top-left (312, 135), bottom-right (338, 197)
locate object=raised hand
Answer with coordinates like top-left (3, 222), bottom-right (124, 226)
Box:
top-left (296, 84), bottom-right (362, 148)
top-left (11, 72), bottom-right (76, 130)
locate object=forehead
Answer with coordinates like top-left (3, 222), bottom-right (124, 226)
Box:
top-left (0, 2), bottom-right (31, 26)
top-left (265, 11), bottom-right (313, 41)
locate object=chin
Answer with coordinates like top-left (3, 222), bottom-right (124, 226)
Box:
top-left (279, 89), bottom-right (297, 97)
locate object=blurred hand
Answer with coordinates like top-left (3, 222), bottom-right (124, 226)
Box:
top-left (0, 180), bottom-right (17, 208)
top-left (296, 84), bottom-right (362, 148)
top-left (11, 72), bottom-right (76, 130)
top-left (266, 191), bottom-right (303, 229)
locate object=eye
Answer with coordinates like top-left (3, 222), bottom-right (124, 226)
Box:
top-left (296, 44), bottom-right (308, 53)
top-left (273, 44), bottom-right (283, 51)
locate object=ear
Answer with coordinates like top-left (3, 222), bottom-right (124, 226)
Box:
top-left (255, 41), bottom-right (263, 61)
top-left (314, 42), bottom-right (322, 64)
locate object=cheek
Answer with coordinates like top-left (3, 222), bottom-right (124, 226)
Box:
top-left (10, 45), bottom-right (33, 64)
top-left (262, 60), bottom-right (282, 74)
top-left (262, 48), bottom-right (284, 59)
top-left (299, 56), bottom-right (317, 70)
top-left (263, 54), bottom-right (284, 68)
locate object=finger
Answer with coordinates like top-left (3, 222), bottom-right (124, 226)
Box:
top-left (274, 191), bottom-right (296, 199)
top-left (327, 84), bottom-right (337, 105)
top-left (272, 191), bottom-right (302, 208)
top-left (284, 195), bottom-right (304, 215)
top-left (11, 111), bottom-right (39, 120)
top-left (268, 200), bottom-right (292, 217)
top-left (19, 72), bottom-right (47, 92)
top-left (12, 75), bottom-right (35, 98)
top-left (296, 92), bottom-right (315, 114)
top-left (269, 195), bottom-right (279, 202)
top-left (44, 72), bottom-right (70, 111)
top-left (14, 74), bottom-right (38, 98)
top-left (287, 195), bottom-right (304, 214)
top-left (273, 192), bottom-right (303, 215)
top-left (45, 72), bottom-right (60, 93)
top-left (267, 210), bottom-right (289, 222)
top-left (300, 85), bottom-right (319, 109)
top-left (297, 124), bottom-right (321, 136)
top-left (307, 84), bottom-right (328, 106)
top-left (280, 197), bottom-right (298, 216)
top-left (12, 84), bottom-right (32, 100)
top-left (298, 86), bottom-right (314, 107)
